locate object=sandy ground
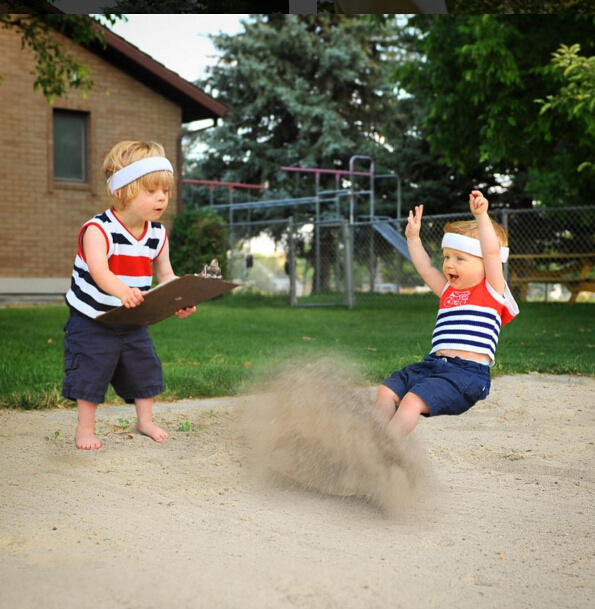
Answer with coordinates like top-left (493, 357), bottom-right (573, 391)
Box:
top-left (0, 372), bottom-right (594, 609)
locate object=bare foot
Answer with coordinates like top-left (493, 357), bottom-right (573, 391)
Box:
top-left (137, 421), bottom-right (169, 443)
top-left (75, 426), bottom-right (102, 450)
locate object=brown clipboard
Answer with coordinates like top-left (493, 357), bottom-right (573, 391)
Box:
top-left (96, 275), bottom-right (238, 326)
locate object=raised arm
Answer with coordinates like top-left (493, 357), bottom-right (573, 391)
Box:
top-left (405, 205), bottom-right (448, 297)
top-left (469, 191), bottom-right (505, 295)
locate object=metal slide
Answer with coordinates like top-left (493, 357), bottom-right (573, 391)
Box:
top-left (372, 219), bottom-right (411, 261)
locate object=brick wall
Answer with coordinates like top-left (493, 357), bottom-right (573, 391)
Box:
top-left (0, 25), bottom-right (182, 284)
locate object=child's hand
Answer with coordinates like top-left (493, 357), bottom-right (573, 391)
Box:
top-left (175, 306), bottom-right (196, 319)
top-left (469, 190), bottom-right (489, 216)
top-left (405, 205), bottom-right (423, 239)
top-left (119, 287), bottom-right (144, 308)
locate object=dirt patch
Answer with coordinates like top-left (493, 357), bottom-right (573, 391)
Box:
top-left (245, 359), bottom-right (434, 515)
top-left (0, 373), bottom-right (593, 609)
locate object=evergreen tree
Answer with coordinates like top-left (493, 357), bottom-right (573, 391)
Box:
top-left (188, 14), bottom-right (412, 291)
top-left (191, 15), bottom-right (399, 212)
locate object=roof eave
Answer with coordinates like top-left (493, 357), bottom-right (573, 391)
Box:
top-left (88, 21), bottom-right (227, 123)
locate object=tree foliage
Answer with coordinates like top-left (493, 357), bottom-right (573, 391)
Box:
top-left (395, 14), bottom-right (595, 207)
top-left (537, 43), bottom-right (595, 174)
top-left (445, 0), bottom-right (594, 13)
top-left (0, 8), bottom-right (121, 102)
top-left (169, 208), bottom-right (229, 277)
top-left (190, 15), bottom-right (400, 218)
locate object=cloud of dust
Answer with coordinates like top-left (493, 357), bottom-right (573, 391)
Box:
top-left (244, 358), bottom-right (436, 516)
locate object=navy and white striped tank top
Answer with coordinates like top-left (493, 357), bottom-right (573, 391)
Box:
top-left (431, 279), bottom-right (519, 365)
top-left (65, 208), bottom-right (167, 319)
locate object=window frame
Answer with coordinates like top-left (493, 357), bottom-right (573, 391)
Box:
top-left (49, 107), bottom-right (94, 194)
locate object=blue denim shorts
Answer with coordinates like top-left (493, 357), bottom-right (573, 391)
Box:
top-left (382, 353), bottom-right (491, 417)
top-left (62, 310), bottom-right (164, 405)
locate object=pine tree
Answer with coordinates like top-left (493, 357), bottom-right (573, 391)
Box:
top-left (191, 15), bottom-right (397, 206)
top-left (187, 14), bottom-right (403, 291)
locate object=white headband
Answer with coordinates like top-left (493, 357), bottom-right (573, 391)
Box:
top-left (108, 157), bottom-right (174, 194)
top-left (442, 233), bottom-right (509, 263)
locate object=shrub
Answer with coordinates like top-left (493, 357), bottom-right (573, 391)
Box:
top-left (169, 208), bottom-right (229, 277)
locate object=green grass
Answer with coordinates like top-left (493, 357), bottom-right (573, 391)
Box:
top-left (0, 293), bottom-right (593, 409)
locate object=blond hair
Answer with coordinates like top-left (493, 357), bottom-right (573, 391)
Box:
top-left (444, 219), bottom-right (508, 247)
top-left (102, 141), bottom-right (174, 211)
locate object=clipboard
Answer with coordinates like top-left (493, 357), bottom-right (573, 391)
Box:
top-left (96, 274), bottom-right (238, 326)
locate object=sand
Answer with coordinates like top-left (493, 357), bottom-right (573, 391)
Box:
top-left (0, 372), bottom-right (593, 609)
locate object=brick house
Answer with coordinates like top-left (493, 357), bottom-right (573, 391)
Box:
top-left (0, 9), bottom-right (226, 297)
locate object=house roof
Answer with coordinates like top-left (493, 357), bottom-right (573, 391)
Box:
top-left (91, 24), bottom-right (227, 123)
top-left (10, 4), bottom-right (227, 122)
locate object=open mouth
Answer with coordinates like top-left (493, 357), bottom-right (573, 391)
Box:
top-left (449, 274), bottom-right (459, 281)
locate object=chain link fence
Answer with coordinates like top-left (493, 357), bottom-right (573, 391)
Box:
top-left (226, 206), bottom-right (595, 306)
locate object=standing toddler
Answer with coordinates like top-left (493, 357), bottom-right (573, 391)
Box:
top-left (63, 140), bottom-right (196, 450)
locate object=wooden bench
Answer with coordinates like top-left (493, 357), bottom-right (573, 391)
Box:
top-left (508, 253), bottom-right (595, 303)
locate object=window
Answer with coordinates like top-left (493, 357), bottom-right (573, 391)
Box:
top-left (53, 110), bottom-right (88, 183)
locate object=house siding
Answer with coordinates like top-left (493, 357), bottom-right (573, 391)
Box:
top-left (0, 25), bottom-right (182, 291)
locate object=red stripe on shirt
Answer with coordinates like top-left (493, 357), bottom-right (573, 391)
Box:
top-left (108, 254), bottom-right (152, 277)
top-left (156, 232), bottom-right (168, 258)
top-left (78, 222), bottom-right (109, 263)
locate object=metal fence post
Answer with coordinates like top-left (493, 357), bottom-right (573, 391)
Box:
top-left (289, 216), bottom-right (297, 307)
top-left (343, 219), bottom-right (355, 310)
top-left (501, 208), bottom-right (509, 285)
top-left (369, 227), bottom-right (376, 294)
top-left (228, 187), bottom-right (236, 278)
top-left (315, 172), bottom-right (321, 294)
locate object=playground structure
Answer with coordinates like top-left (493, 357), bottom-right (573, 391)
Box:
top-left (183, 162), bottom-right (595, 306)
top-left (183, 155), bottom-right (411, 308)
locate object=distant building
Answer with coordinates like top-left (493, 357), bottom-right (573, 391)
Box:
top-left (0, 8), bottom-right (226, 298)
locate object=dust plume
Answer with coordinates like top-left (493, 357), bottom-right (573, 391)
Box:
top-left (244, 358), bottom-right (435, 516)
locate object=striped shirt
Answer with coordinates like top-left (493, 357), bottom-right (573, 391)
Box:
top-left (65, 208), bottom-right (167, 319)
top-left (431, 279), bottom-right (519, 365)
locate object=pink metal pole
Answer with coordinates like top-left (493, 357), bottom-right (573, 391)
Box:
top-left (182, 178), bottom-right (266, 190)
top-left (281, 166), bottom-right (374, 178)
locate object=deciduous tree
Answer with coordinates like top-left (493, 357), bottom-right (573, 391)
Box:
top-left (537, 43), bottom-right (595, 174)
top-left (396, 14), bottom-right (595, 207)
top-left (0, 7), bottom-right (121, 101)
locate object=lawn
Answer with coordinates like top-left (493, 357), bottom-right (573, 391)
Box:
top-left (0, 293), bottom-right (593, 409)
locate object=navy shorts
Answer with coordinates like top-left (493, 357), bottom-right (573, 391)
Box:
top-left (62, 310), bottom-right (164, 405)
top-left (382, 354), bottom-right (491, 417)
